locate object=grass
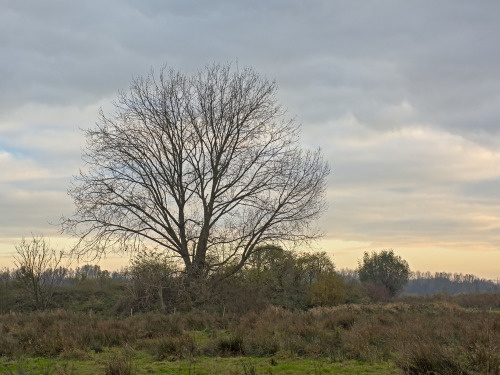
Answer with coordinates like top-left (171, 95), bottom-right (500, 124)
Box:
top-left (0, 353), bottom-right (400, 374)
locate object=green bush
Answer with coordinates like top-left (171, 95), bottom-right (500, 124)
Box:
top-left (309, 273), bottom-right (346, 306)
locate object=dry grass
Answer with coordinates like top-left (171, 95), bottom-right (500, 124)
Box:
top-left (0, 300), bottom-right (499, 374)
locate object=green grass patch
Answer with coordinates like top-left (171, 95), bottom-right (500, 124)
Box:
top-left (133, 356), bottom-right (401, 375)
top-left (0, 352), bottom-right (400, 375)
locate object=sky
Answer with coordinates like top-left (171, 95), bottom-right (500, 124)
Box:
top-left (1, 1), bottom-right (500, 279)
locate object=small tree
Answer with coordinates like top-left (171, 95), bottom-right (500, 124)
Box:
top-left (14, 236), bottom-right (66, 310)
top-left (357, 249), bottom-right (410, 298)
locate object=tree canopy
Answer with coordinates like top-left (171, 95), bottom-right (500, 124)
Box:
top-left (357, 249), bottom-right (410, 297)
top-left (62, 63), bottom-right (329, 282)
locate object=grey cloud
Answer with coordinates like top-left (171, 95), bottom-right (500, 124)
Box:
top-left (460, 179), bottom-right (500, 201)
top-left (3, 0), bottom-right (500, 142)
top-left (1, 0), bottom-right (500, 274)
top-left (323, 187), bottom-right (500, 247)
top-left (0, 184), bottom-right (71, 238)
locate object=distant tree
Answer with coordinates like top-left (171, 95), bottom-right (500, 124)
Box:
top-left (14, 236), bottom-right (66, 310)
top-left (0, 267), bottom-right (11, 290)
top-left (296, 251), bottom-right (335, 285)
top-left (0, 268), bottom-right (12, 312)
top-left (245, 245), bottom-right (299, 303)
top-left (76, 264), bottom-right (102, 279)
top-left (0, 268), bottom-right (10, 286)
top-left (246, 245), bottom-right (295, 274)
top-left (62, 63), bottom-right (329, 286)
top-left (357, 249), bottom-right (410, 298)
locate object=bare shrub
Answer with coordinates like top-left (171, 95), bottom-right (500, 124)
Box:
top-left (103, 348), bottom-right (136, 375)
top-left (238, 321), bottom-right (279, 357)
top-left (14, 236), bottom-right (67, 310)
top-left (363, 282), bottom-right (392, 302)
top-left (321, 310), bottom-right (356, 331)
top-left (154, 334), bottom-right (197, 361)
top-left (211, 334), bottom-right (244, 356)
top-left (453, 293), bottom-right (500, 310)
top-left (137, 313), bottom-right (183, 337)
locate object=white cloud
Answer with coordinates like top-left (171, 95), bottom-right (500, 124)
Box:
top-left (0, 151), bottom-right (51, 182)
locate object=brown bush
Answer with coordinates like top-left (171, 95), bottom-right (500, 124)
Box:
top-left (397, 341), bottom-right (470, 375)
top-left (103, 348), bottom-right (136, 375)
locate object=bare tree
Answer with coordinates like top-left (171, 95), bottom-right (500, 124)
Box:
top-left (62, 63), bottom-right (329, 283)
top-left (14, 236), bottom-right (66, 310)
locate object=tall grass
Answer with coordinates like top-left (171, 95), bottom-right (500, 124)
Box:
top-left (1, 300), bottom-right (499, 374)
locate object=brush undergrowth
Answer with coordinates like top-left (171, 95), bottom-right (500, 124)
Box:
top-left (0, 299), bottom-right (499, 374)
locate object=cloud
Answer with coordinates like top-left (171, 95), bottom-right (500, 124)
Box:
top-left (0, 151), bottom-right (51, 182)
top-left (1, 0), bottom-right (500, 277)
top-left (0, 149), bottom-right (73, 238)
top-left (3, 0), bottom-right (500, 147)
top-left (314, 116), bottom-right (500, 257)
top-left (0, 183), bottom-right (72, 237)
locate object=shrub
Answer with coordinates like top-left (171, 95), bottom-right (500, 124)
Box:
top-left (103, 349), bottom-right (136, 375)
top-left (154, 334), bottom-right (197, 360)
top-left (396, 342), bottom-right (469, 375)
top-left (203, 334), bottom-right (244, 356)
top-left (309, 273), bottom-right (346, 306)
top-left (0, 298), bottom-right (499, 372)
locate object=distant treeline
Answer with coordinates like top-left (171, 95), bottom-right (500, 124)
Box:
top-left (404, 271), bottom-right (500, 295)
top-left (337, 268), bottom-right (500, 295)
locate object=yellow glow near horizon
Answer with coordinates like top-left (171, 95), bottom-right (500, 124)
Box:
top-left (319, 238), bottom-right (500, 280)
top-left (1, 236), bottom-right (499, 280)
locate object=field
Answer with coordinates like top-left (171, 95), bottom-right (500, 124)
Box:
top-left (1, 298), bottom-right (499, 375)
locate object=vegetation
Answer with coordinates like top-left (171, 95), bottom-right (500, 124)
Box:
top-left (1, 240), bottom-right (499, 374)
top-left (0, 300), bottom-right (499, 374)
top-left (357, 249), bottom-right (410, 298)
top-left (405, 271), bottom-right (500, 295)
top-left (2, 62), bottom-right (498, 373)
top-left (13, 236), bottom-right (66, 310)
top-left (0, 355), bottom-right (400, 375)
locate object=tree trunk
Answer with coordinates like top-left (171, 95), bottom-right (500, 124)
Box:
top-left (158, 284), bottom-right (166, 313)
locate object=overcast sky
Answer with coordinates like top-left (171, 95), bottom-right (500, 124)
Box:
top-left (1, 1), bottom-right (500, 278)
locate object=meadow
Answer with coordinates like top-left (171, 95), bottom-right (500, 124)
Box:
top-left (2, 246), bottom-right (500, 374)
top-left (1, 296), bottom-right (499, 374)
